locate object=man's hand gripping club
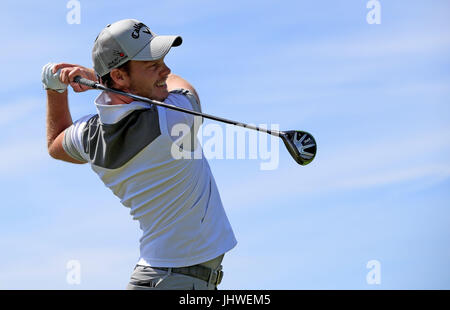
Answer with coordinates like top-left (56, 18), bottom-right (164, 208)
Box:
top-left (42, 62), bottom-right (96, 93)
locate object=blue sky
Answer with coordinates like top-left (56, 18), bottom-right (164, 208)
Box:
top-left (0, 0), bottom-right (449, 289)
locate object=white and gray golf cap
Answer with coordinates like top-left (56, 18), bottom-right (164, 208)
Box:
top-left (92, 19), bottom-right (182, 77)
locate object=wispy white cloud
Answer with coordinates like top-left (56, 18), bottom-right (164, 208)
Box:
top-left (0, 139), bottom-right (49, 175)
top-left (0, 96), bottom-right (54, 176)
top-left (0, 97), bottom-right (42, 126)
top-left (0, 199), bottom-right (140, 289)
top-left (0, 246), bottom-right (136, 289)
top-left (381, 80), bottom-right (450, 97)
top-left (293, 31), bottom-right (450, 59)
top-left (330, 164), bottom-right (450, 192)
top-left (220, 126), bottom-right (450, 208)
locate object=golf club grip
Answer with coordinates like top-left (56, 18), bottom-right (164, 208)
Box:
top-left (73, 76), bottom-right (98, 89)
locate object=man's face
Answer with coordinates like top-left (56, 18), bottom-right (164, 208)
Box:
top-left (126, 58), bottom-right (171, 101)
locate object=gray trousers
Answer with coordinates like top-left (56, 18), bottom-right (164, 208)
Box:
top-left (126, 255), bottom-right (224, 290)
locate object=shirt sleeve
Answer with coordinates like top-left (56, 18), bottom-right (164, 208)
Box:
top-left (166, 88), bottom-right (203, 127)
top-left (170, 88), bottom-right (202, 113)
top-left (165, 89), bottom-right (203, 149)
top-left (62, 114), bottom-right (94, 163)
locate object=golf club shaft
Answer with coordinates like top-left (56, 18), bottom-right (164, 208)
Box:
top-left (74, 76), bottom-right (283, 137)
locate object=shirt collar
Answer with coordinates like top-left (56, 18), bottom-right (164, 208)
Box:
top-left (94, 91), bottom-right (152, 124)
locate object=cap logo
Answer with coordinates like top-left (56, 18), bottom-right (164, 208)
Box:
top-left (107, 50), bottom-right (128, 69)
top-left (131, 23), bottom-right (152, 39)
top-left (113, 50), bottom-right (126, 58)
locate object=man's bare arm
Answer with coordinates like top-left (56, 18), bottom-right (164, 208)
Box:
top-left (46, 89), bottom-right (84, 163)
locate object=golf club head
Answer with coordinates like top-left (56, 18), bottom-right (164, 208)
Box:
top-left (280, 130), bottom-right (317, 166)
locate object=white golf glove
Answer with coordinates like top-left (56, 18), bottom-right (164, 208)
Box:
top-left (41, 62), bottom-right (68, 93)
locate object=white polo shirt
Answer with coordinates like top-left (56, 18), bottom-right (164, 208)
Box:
top-left (62, 89), bottom-right (237, 267)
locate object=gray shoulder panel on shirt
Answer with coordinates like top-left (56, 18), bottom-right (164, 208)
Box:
top-left (170, 88), bottom-right (202, 113)
top-left (81, 106), bottom-right (161, 169)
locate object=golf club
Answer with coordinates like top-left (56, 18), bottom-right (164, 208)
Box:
top-left (73, 76), bottom-right (317, 166)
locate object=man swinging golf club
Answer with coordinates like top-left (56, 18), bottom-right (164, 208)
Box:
top-left (43, 18), bottom-right (237, 290)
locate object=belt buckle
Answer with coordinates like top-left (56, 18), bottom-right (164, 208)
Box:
top-left (211, 265), bottom-right (223, 286)
top-left (215, 269), bottom-right (223, 285)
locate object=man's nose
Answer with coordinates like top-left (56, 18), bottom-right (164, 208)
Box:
top-left (160, 62), bottom-right (171, 77)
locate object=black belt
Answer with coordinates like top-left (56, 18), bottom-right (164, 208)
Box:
top-left (154, 264), bottom-right (223, 286)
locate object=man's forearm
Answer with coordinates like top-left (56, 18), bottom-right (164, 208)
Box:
top-left (46, 89), bottom-right (72, 150)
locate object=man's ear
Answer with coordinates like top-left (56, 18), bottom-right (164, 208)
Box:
top-left (110, 67), bottom-right (130, 89)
